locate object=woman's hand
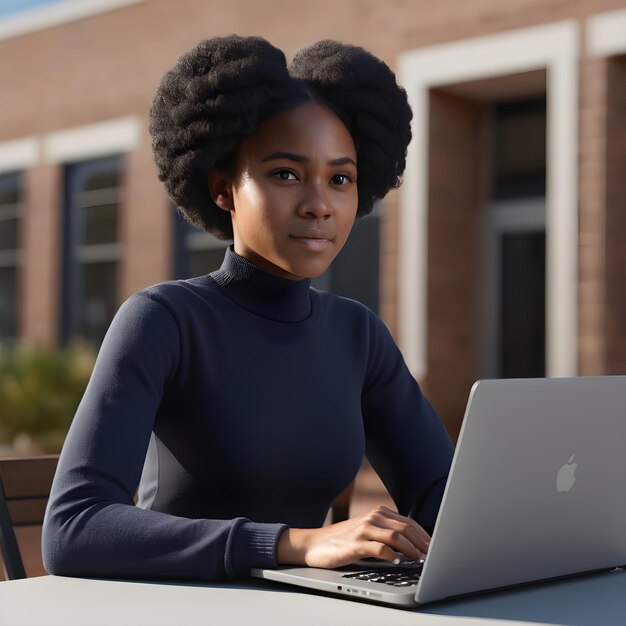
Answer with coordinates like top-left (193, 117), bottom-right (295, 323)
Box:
top-left (276, 505), bottom-right (430, 569)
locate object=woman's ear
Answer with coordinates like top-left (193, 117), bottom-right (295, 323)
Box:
top-left (208, 170), bottom-right (233, 213)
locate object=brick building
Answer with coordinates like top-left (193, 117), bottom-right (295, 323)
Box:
top-left (0, 0), bottom-right (625, 441)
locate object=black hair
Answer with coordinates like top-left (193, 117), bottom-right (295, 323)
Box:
top-left (149, 35), bottom-right (412, 240)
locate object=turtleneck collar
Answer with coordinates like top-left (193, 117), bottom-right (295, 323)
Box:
top-left (209, 246), bottom-right (312, 323)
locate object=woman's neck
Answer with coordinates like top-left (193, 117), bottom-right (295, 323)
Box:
top-left (209, 246), bottom-right (312, 322)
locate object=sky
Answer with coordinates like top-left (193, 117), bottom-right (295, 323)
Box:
top-left (0, 0), bottom-right (64, 19)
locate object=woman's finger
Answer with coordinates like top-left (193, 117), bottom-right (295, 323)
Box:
top-left (368, 506), bottom-right (431, 551)
top-left (355, 513), bottom-right (427, 560)
top-left (360, 540), bottom-right (400, 563)
top-left (367, 526), bottom-right (425, 561)
top-left (376, 506), bottom-right (431, 541)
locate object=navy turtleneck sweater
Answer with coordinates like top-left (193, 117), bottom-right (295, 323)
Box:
top-left (42, 247), bottom-right (453, 581)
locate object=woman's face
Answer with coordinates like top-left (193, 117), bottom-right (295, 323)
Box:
top-left (210, 101), bottom-right (358, 280)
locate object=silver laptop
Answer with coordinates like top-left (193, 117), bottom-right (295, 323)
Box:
top-left (252, 376), bottom-right (626, 607)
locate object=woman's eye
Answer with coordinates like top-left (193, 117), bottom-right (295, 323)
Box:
top-left (331, 174), bottom-right (352, 185)
top-left (275, 170), bottom-right (298, 181)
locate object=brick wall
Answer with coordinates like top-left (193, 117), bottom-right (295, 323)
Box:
top-left (423, 90), bottom-right (486, 441)
top-left (379, 189), bottom-right (401, 339)
top-left (605, 55), bottom-right (626, 374)
top-left (578, 51), bottom-right (626, 377)
top-left (579, 55), bottom-right (609, 375)
top-left (21, 164), bottom-right (61, 348)
top-left (0, 0), bottom-right (624, 371)
top-left (120, 133), bottom-right (171, 300)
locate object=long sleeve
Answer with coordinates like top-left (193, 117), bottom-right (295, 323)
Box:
top-left (42, 246), bottom-right (453, 581)
top-left (361, 311), bottom-right (454, 533)
top-left (41, 292), bottom-right (285, 581)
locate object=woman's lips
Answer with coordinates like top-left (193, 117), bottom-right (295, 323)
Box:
top-left (290, 235), bottom-right (332, 252)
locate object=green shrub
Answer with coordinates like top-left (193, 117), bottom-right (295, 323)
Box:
top-left (0, 342), bottom-right (95, 453)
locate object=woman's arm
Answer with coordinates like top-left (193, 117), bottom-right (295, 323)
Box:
top-left (275, 309), bottom-right (454, 569)
top-left (359, 310), bottom-right (454, 530)
top-left (42, 292), bottom-right (285, 581)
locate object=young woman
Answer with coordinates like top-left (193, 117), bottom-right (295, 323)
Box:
top-left (42, 35), bottom-right (454, 581)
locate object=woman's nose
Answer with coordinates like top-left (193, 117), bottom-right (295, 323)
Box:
top-left (297, 181), bottom-right (333, 219)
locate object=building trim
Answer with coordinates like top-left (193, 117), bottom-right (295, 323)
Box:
top-left (0, 0), bottom-right (145, 42)
top-left (587, 9), bottom-right (626, 57)
top-left (0, 137), bottom-right (39, 174)
top-left (43, 116), bottom-right (141, 164)
top-left (397, 21), bottom-right (579, 380)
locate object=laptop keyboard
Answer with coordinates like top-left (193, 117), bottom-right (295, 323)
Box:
top-left (342, 563), bottom-right (424, 587)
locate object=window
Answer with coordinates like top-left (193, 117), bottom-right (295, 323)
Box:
top-left (485, 97), bottom-right (547, 378)
top-left (499, 231), bottom-right (546, 377)
top-left (61, 156), bottom-right (122, 347)
top-left (172, 212), bottom-right (228, 279)
top-left (0, 173), bottom-right (21, 345)
top-left (492, 97), bottom-right (546, 200)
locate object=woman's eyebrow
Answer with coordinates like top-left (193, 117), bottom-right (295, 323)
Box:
top-left (329, 156), bottom-right (357, 167)
top-left (262, 151), bottom-right (356, 167)
top-left (262, 151), bottom-right (307, 163)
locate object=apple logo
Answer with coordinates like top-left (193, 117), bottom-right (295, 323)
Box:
top-left (556, 455), bottom-right (577, 492)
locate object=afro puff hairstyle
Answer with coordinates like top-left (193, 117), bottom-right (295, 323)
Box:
top-left (149, 35), bottom-right (412, 240)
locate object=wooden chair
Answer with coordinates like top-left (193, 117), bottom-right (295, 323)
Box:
top-left (0, 455), bottom-right (59, 580)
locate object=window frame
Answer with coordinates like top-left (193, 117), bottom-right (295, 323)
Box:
top-left (482, 197), bottom-right (546, 378)
top-left (172, 210), bottom-right (228, 279)
top-left (60, 155), bottom-right (123, 347)
top-left (0, 172), bottom-right (22, 344)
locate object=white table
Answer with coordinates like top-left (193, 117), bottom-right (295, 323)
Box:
top-left (2, 569), bottom-right (626, 625)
